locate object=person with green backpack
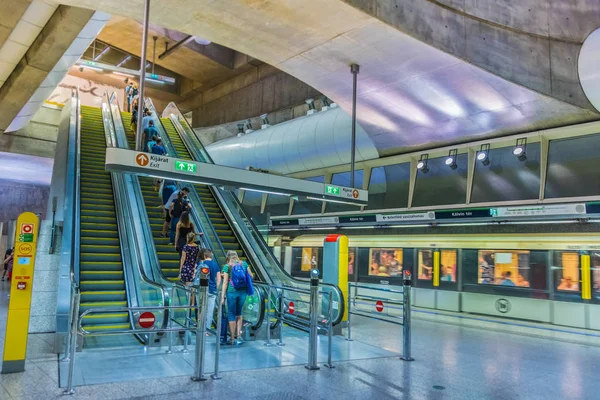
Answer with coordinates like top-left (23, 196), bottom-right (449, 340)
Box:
top-left (221, 250), bottom-right (254, 345)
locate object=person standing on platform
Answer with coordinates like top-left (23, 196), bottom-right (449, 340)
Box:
top-left (2, 248), bottom-right (13, 281)
top-left (174, 211), bottom-right (195, 256)
top-left (221, 250), bottom-right (253, 345)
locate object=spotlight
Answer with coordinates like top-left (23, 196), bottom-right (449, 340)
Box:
top-left (194, 37), bottom-right (211, 45)
top-left (417, 154), bottom-right (429, 174)
top-left (244, 119), bottom-right (254, 133)
top-left (477, 144), bottom-right (490, 166)
top-left (321, 96), bottom-right (331, 107)
top-left (513, 138), bottom-right (527, 161)
top-left (260, 113), bottom-right (270, 129)
top-left (237, 123), bottom-right (245, 134)
top-left (305, 98), bottom-right (315, 110)
top-left (445, 149), bottom-right (458, 170)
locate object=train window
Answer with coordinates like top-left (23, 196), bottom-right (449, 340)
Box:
top-left (290, 247), bottom-right (323, 278)
top-left (368, 248), bottom-right (403, 277)
top-left (477, 250), bottom-right (531, 287)
top-left (440, 250), bottom-right (457, 283)
top-left (552, 251), bottom-right (580, 292)
top-left (418, 250), bottom-right (433, 280)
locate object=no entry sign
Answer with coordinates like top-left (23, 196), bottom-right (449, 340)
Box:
top-left (138, 312), bottom-right (155, 328)
top-left (375, 300), bottom-right (384, 313)
top-left (288, 302), bottom-right (295, 315)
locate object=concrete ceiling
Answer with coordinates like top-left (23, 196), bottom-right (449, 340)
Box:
top-left (97, 16), bottom-right (256, 92)
top-left (52, 0), bottom-right (600, 155)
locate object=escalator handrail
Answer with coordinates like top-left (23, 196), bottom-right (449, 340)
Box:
top-left (109, 94), bottom-right (212, 301)
top-left (73, 87), bottom-right (82, 286)
top-left (164, 101), bottom-right (345, 326)
top-left (143, 98), bottom-right (224, 259)
top-left (102, 93), bottom-right (168, 334)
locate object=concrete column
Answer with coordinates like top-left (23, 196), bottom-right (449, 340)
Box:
top-left (0, 5), bottom-right (96, 132)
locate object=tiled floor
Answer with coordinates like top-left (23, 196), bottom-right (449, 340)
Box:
top-left (1, 279), bottom-right (600, 399)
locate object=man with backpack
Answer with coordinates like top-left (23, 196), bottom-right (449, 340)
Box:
top-left (196, 249), bottom-right (221, 334)
top-left (221, 250), bottom-right (253, 345)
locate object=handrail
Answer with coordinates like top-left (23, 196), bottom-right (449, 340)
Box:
top-left (73, 87), bottom-right (81, 286)
top-left (163, 101), bottom-right (345, 325)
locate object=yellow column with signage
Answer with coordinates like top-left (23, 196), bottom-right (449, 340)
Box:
top-left (581, 254), bottom-right (591, 300)
top-left (2, 212), bottom-right (39, 373)
top-left (433, 250), bottom-right (441, 287)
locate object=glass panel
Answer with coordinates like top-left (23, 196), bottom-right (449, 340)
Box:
top-left (418, 249), bottom-right (433, 281)
top-left (241, 190), bottom-right (266, 225)
top-left (367, 164), bottom-right (410, 210)
top-left (264, 194), bottom-right (290, 217)
top-left (293, 176), bottom-right (325, 215)
top-left (478, 250), bottom-right (531, 287)
top-left (471, 143), bottom-right (541, 203)
top-left (545, 134), bottom-right (600, 198)
top-left (368, 248), bottom-right (403, 277)
top-left (413, 154), bottom-right (468, 207)
top-left (593, 252), bottom-right (600, 301)
top-left (553, 251), bottom-right (580, 293)
top-left (326, 170), bottom-right (364, 213)
top-left (440, 250), bottom-right (457, 283)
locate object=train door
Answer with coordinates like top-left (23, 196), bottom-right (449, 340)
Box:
top-left (414, 248), bottom-right (459, 311)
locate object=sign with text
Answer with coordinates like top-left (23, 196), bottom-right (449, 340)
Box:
top-left (435, 209), bottom-right (492, 220)
top-left (494, 204), bottom-right (586, 217)
top-left (376, 212), bottom-right (435, 223)
top-left (298, 217), bottom-right (339, 226)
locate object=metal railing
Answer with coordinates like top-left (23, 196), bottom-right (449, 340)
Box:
top-left (346, 271), bottom-right (414, 362)
top-left (64, 277), bottom-right (213, 394)
top-left (259, 276), bottom-right (335, 370)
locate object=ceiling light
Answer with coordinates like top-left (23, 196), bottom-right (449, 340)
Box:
top-left (445, 149), bottom-right (458, 170)
top-left (307, 197), bottom-right (362, 206)
top-left (513, 138), bottom-right (527, 161)
top-left (260, 113), bottom-right (270, 125)
top-left (194, 37), bottom-right (211, 45)
top-left (477, 144), bottom-right (490, 166)
top-left (240, 188), bottom-right (291, 197)
top-left (80, 65), bottom-right (103, 72)
top-left (146, 78), bottom-right (165, 84)
top-left (305, 98), bottom-right (315, 110)
top-left (113, 71), bottom-right (134, 78)
top-left (417, 154), bottom-right (429, 173)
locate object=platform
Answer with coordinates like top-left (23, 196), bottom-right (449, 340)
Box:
top-left (1, 282), bottom-right (600, 399)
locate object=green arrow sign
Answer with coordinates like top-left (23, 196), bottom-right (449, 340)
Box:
top-left (175, 161), bottom-right (197, 173)
top-left (18, 233), bottom-right (34, 243)
top-left (325, 185), bottom-right (340, 195)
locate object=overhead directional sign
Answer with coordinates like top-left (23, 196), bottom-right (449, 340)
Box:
top-left (105, 148), bottom-right (368, 206)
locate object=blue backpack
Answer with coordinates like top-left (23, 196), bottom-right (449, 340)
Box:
top-left (230, 263), bottom-right (247, 289)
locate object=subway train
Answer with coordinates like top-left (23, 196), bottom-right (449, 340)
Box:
top-left (269, 233), bottom-right (600, 331)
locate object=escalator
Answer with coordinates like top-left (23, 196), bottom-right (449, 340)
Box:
top-left (158, 118), bottom-right (247, 262)
top-left (78, 105), bottom-right (129, 333)
top-left (120, 112), bottom-right (180, 281)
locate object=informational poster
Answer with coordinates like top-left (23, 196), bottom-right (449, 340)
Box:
top-left (46, 74), bottom-right (125, 108)
top-left (301, 248), bottom-right (318, 272)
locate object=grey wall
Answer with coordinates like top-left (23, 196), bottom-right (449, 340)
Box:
top-left (0, 181), bottom-right (51, 223)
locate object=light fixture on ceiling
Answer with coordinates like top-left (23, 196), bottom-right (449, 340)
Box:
top-left (260, 113), bottom-right (270, 126)
top-left (193, 37), bottom-right (211, 45)
top-left (513, 138), bottom-right (527, 161)
top-left (244, 119), bottom-right (254, 133)
top-left (322, 96), bottom-right (331, 107)
top-left (445, 149), bottom-right (458, 170)
top-left (477, 143), bottom-right (490, 166)
top-left (240, 188), bottom-right (291, 197)
top-left (305, 98), bottom-right (315, 110)
top-left (113, 71), bottom-right (135, 78)
top-left (237, 123), bottom-right (245, 134)
top-left (416, 153), bottom-right (429, 173)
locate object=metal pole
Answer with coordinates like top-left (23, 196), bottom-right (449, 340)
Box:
top-left (181, 288), bottom-right (190, 354)
top-left (192, 270), bottom-right (209, 381)
top-left (212, 284), bottom-right (223, 380)
top-left (401, 270), bottom-right (414, 362)
top-left (346, 282), bottom-right (353, 341)
top-left (135, 0), bottom-right (151, 152)
top-left (152, 36), bottom-right (157, 74)
top-left (350, 63), bottom-right (360, 188)
top-left (166, 286), bottom-right (174, 354)
top-left (277, 292), bottom-right (285, 347)
top-left (324, 291), bottom-right (334, 368)
top-left (306, 269), bottom-right (320, 370)
top-left (64, 292), bottom-right (80, 395)
top-left (61, 284), bottom-right (76, 362)
top-left (264, 285), bottom-right (273, 347)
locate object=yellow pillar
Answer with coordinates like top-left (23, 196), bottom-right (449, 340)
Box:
top-left (581, 254), bottom-right (591, 300)
top-left (2, 212), bottom-right (39, 373)
top-left (433, 250), bottom-right (440, 287)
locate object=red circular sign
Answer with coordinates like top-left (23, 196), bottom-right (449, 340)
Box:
top-left (375, 300), bottom-right (384, 313)
top-left (288, 302), bottom-right (295, 315)
top-left (22, 224), bottom-right (33, 233)
top-left (138, 312), bottom-right (155, 328)
top-left (136, 153), bottom-right (149, 167)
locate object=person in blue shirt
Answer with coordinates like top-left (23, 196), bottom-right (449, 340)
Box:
top-left (147, 135), bottom-right (157, 153)
top-left (144, 120), bottom-right (159, 152)
top-left (500, 271), bottom-right (516, 286)
top-left (151, 138), bottom-right (167, 156)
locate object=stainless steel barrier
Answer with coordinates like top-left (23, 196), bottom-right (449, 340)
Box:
top-left (262, 270), bottom-right (335, 370)
top-left (346, 270), bottom-right (414, 362)
top-left (64, 283), bottom-right (212, 394)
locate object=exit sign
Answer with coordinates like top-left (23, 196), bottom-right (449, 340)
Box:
top-left (325, 185), bottom-right (340, 195)
top-left (175, 161), bottom-right (197, 173)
